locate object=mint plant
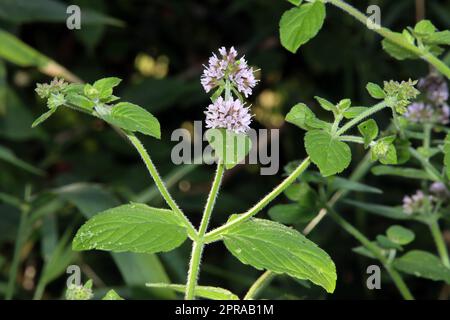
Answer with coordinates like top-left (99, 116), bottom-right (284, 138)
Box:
top-left (33, 47), bottom-right (337, 300)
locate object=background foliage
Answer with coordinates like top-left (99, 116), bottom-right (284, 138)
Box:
top-left (1, 0), bottom-right (450, 299)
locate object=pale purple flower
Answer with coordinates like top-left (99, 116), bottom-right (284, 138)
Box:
top-left (403, 102), bottom-right (449, 124)
top-left (403, 102), bottom-right (434, 123)
top-left (204, 96), bottom-right (252, 133)
top-left (429, 182), bottom-right (450, 199)
top-left (418, 74), bottom-right (449, 105)
top-left (201, 47), bottom-right (258, 97)
top-left (402, 190), bottom-right (433, 215)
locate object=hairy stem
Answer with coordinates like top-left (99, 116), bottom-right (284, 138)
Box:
top-left (336, 102), bottom-right (387, 136)
top-left (185, 162), bottom-right (225, 300)
top-left (326, 0), bottom-right (450, 79)
top-left (204, 157), bottom-right (311, 243)
top-left (126, 133), bottom-right (198, 240)
top-left (429, 219), bottom-right (450, 268)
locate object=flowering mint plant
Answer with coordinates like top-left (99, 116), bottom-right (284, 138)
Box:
top-left (32, 47), bottom-right (337, 300)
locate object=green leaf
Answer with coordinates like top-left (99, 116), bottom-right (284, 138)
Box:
top-left (358, 119), bottom-right (378, 148)
top-left (444, 133), bottom-right (450, 179)
top-left (304, 130), bottom-right (351, 177)
top-left (414, 20), bottom-right (436, 35)
top-left (223, 218), bottom-right (337, 293)
top-left (65, 93), bottom-right (95, 112)
top-left (285, 103), bottom-right (329, 131)
top-left (279, 1), bottom-right (326, 53)
top-left (314, 96), bottom-right (335, 112)
top-left (366, 83), bottom-right (386, 99)
top-left (102, 289), bottom-right (124, 300)
top-left (99, 102), bottom-right (161, 138)
top-left (31, 107), bottom-right (58, 128)
top-left (425, 31), bottom-right (450, 45)
top-left (343, 107), bottom-right (368, 119)
top-left (205, 128), bottom-right (252, 170)
top-left (344, 200), bottom-right (408, 220)
top-left (382, 32), bottom-right (418, 60)
top-left (0, 145), bottom-right (44, 175)
top-left (72, 203), bottom-right (188, 254)
top-left (371, 136), bottom-right (397, 165)
top-left (268, 203), bottom-right (316, 224)
top-left (393, 250), bottom-right (450, 283)
top-left (93, 77), bottom-right (122, 100)
top-left (371, 166), bottom-right (434, 181)
top-left (146, 283), bottom-right (239, 300)
top-left (387, 225), bottom-right (415, 245)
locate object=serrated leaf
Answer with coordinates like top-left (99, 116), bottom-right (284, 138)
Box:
top-left (387, 225), bottom-right (415, 245)
top-left (285, 103), bottom-right (329, 131)
top-left (223, 218), bottom-right (337, 293)
top-left (99, 102), bottom-right (161, 138)
top-left (444, 133), bottom-right (450, 179)
top-left (31, 107), bottom-right (58, 128)
top-left (73, 203), bottom-right (188, 254)
top-left (146, 283), bottom-right (239, 300)
top-left (366, 82), bottom-right (385, 99)
top-left (393, 250), bottom-right (450, 283)
top-left (304, 130), bottom-right (351, 177)
top-left (279, 2), bottom-right (326, 53)
top-left (205, 128), bottom-right (252, 170)
top-left (358, 119), bottom-right (378, 148)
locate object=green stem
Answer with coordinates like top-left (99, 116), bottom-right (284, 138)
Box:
top-left (429, 219), bottom-right (450, 268)
top-left (244, 270), bottom-right (275, 300)
top-left (326, 0), bottom-right (450, 79)
top-left (185, 162), bottom-right (225, 300)
top-left (204, 157), bottom-right (311, 243)
top-left (339, 135), bottom-right (365, 144)
top-left (126, 133), bottom-right (198, 240)
top-left (336, 102), bottom-right (387, 136)
top-left (409, 147), bottom-right (443, 182)
top-left (5, 205), bottom-right (30, 300)
top-left (326, 206), bottom-right (414, 300)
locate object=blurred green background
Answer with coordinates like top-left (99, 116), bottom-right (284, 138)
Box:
top-left (0, 0), bottom-right (449, 299)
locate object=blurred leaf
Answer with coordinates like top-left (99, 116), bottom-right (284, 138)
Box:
top-left (386, 225), bottom-right (415, 245)
top-left (444, 133), bottom-right (450, 179)
top-left (268, 203), bottom-right (316, 224)
top-left (223, 218), bottom-right (336, 293)
top-left (344, 199), bottom-right (408, 220)
top-left (329, 177), bottom-right (382, 194)
top-left (72, 203), bottom-right (188, 254)
top-left (146, 283), bottom-right (239, 300)
top-left (0, 145), bottom-right (44, 175)
top-left (393, 250), bottom-right (450, 283)
top-left (376, 234), bottom-right (403, 251)
top-left (0, 0), bottom-right (123, 26)
top-left (371, 165), bottom-right (434, 181)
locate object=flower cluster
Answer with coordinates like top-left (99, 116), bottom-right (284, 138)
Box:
top-left (205, 96), bottom-right (252, 134)
top-left (403, 73), bottom-right (449, 124)
top-left (402, 182), bottom-right (449, 215)
top-left (35, 77), bottom-right (68, 99)
top-left (202, 47), bottom-right (258, 134)
top-left (201, 47), bottom-right (258, 97)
